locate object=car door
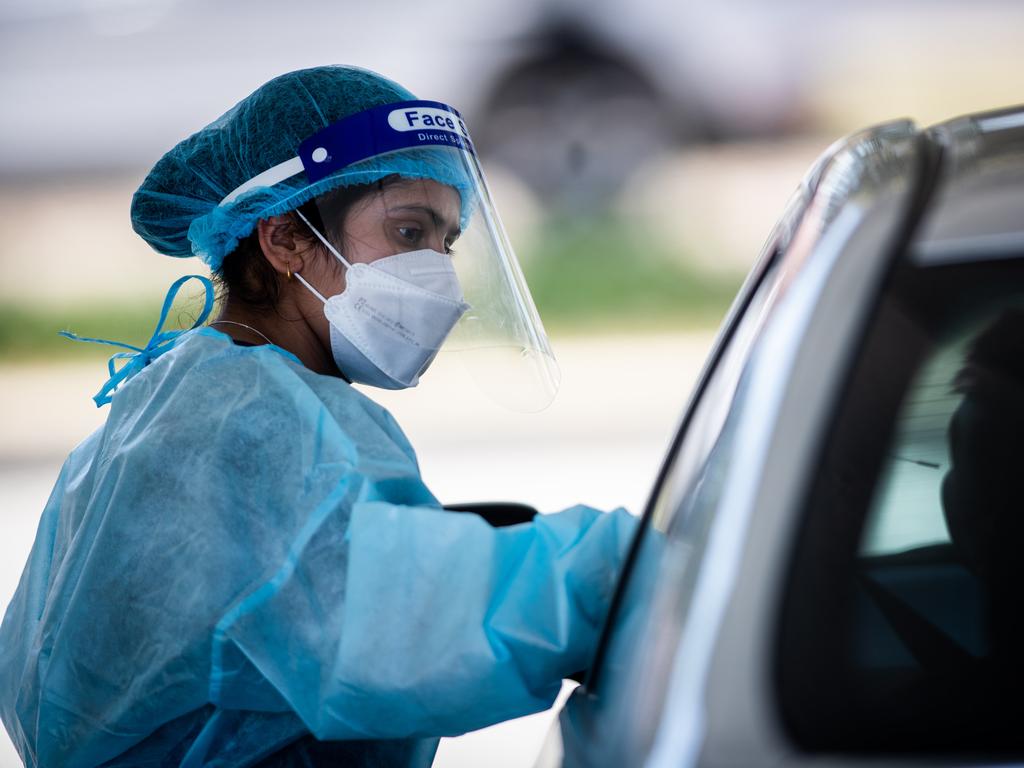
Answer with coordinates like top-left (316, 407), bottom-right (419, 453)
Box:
top-left (533, 118), bottom-right (931, 767)
top-left (775, 106), bottom-right (1024, 762)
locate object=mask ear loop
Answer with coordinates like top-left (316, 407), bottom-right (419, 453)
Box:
top-left (292, 208), bottom-right (353, 303)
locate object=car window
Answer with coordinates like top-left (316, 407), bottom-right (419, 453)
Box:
top-left (572, 251), bottom-right (784, 762)
top-left (777, 254), bottom-right (1024, 754)
top-left (584, 150), bottom-right (827, 698)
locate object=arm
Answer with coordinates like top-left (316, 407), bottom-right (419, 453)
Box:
top-left (213, 502), bottom-right (636, 740)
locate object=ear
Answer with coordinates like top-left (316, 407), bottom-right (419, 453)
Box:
top-left (256, 216), bottom-right (306, 276)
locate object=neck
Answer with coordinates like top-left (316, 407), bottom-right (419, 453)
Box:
top-left (214, 295), bottom-right (340, 377)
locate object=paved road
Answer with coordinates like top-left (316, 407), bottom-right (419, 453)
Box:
top-left (0, 331), bottom-right (713, 767)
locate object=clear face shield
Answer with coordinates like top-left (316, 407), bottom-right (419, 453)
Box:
top-left (225, 100), bottom-right (559, 411)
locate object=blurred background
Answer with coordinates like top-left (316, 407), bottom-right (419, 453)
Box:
top-left (1, 0), bottom-right (1022, 765)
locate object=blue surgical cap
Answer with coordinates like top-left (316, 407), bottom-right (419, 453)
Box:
top-left (131, 65), bottom-right (474, 272)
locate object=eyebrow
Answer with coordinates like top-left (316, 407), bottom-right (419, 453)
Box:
top-left (387, 205), bottom-right (461, 238)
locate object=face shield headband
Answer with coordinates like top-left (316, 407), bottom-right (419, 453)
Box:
top-left (221, 100), bottom-right (476, 210)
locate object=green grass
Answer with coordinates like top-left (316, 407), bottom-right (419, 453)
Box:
top-left (0, 299), bottom-right (213, 363)
top-left (0, 216), bottom-right (742, 362)
top-left (521, 216), bottom-right (741, 333)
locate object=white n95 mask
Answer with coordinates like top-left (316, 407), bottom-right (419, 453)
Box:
top-left (294, 210), bottom-right (470, 389)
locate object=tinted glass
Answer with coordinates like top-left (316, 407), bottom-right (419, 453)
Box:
top-left (778, 255), bottom-right (1024, 755)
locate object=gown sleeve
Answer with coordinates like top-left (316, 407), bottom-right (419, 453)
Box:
top-left (213, 496), bottom-right (636, 740)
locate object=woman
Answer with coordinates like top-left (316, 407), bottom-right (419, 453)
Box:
top-left (0, 66), bottom-right (634, 766)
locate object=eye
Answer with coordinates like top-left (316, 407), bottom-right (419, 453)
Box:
top-left (397, 226), bottom-right (422, 244)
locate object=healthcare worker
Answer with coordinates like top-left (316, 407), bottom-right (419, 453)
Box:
top-left (0, 66), bottom-right (635, 767)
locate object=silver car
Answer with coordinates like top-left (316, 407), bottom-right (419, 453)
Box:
top-left (535, 104), bottom-right (1024, 767)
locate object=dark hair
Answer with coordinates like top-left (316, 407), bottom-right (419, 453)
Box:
top-left (215, 177), bottom-right (398, 314)
top-left (953, 308), bottom-right (1024, 401)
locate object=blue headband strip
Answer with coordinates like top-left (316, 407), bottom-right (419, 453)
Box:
top-left (297, 100), bottom-right (475, 184)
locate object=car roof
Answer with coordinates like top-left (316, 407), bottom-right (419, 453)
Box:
top-left (913, 104), bottom-right (1024, 264)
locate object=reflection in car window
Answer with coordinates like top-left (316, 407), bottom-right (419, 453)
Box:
top-left (580, 255), bottom-right (783, 762)
top-left (778, 255), bottom-right (1024, 754)
top-left (651, 268), bottom-right (782, 534)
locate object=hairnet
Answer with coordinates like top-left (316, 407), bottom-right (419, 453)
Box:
top-left (130, 65), bottom-right (475, 272)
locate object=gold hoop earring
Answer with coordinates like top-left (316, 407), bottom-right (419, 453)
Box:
top-left (286, 265), bottom-right (293, 281)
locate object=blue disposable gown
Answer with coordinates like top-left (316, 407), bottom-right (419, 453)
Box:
top-left (0, 328), bottom-right (635, 767)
